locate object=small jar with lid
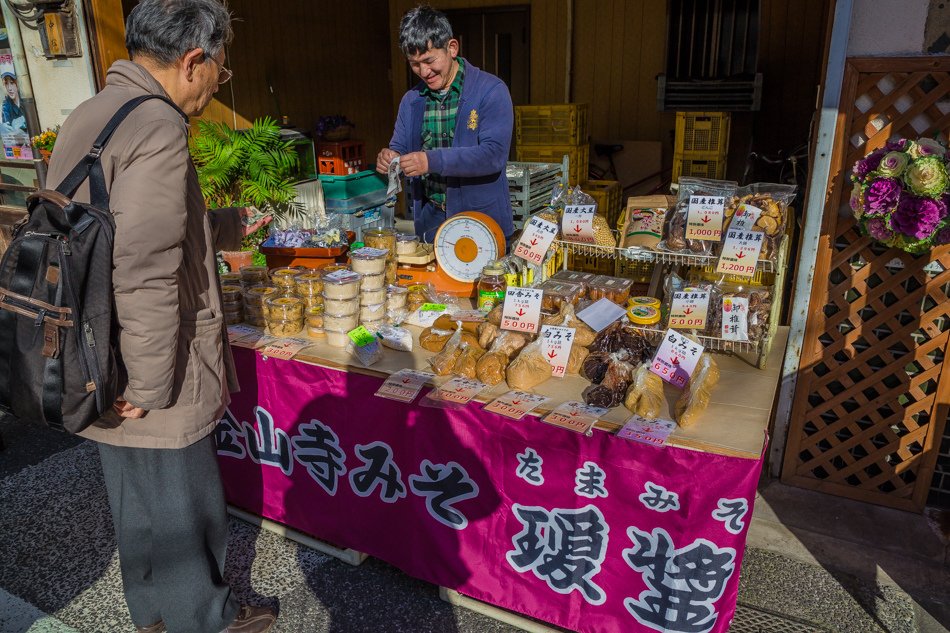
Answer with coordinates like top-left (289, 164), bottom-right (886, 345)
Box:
top-left (627, 304), bottom-right (661, 327)
top-left (321, 270), bottom-right (363, 300)
top-left (363, 228), bottom-right (396, 254)
top-left (243, 284), bottom-right (279, 306)
top-left (240, 265), bottom-right (269, 286)
top-left (477, 263), bottom-right (507, 312)
top-left (350, 248), bottom-right (389, 275)
top-left (395, 232), bottom-right (419, 256)
top-left (628, 296), bottom-right (661, 310)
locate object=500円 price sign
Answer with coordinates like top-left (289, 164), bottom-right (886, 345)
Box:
top-left (501, 287), bottom-right (543, 334)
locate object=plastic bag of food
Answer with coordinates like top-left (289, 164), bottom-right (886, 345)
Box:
top-left (475, 330), bottom-right (530, 385)
top-left (718, 284), bottom-right (772, 343)
top-left (376, 325), bottom-right (413, 352)
top-left (429, 325), bottom-right (465, 376)
top-left (507, 339), bottom-right (553, 390)
top-left (625, 364), bottom-right (665, 419)
top-left (567, 344), bottom-right (590, 374)
top-left (560, 186), bottom-right (616, 248)
top-left (582, 353), bottom-right (635, 408)
top-left (588, 322), bottom-right (653, 362)
top-left (454, 344), bottom-right (486, 379)
top-left (559, 303), bottom-right (597, 347)
top-left (723, 183), bottom-right (797, 263)
top-left (662, 274), bottom-right (722, 337)
top-left (674, 353), bottom-right (720, 428)
top-left (478, 321), bottom-right (500, 349)
top-left (419, 327), bottom-right (454, 352)
top-left (658, 177), bottom-right (738, 255)
top-left (620, 195), bottom-right (677, 250)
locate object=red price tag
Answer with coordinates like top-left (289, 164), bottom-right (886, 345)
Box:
top-left (685, 195), bottom-right (725, 241)
top-left (650, 329), bottom-right (704, 387)
top-left (501, 287), bottom-right (543, 334)
top-left (561, 204), bottom-right (597, 244)
top-left (716, 228), bottom-right (764, 277)
top-left (513, 216), bottom-right (559, 264)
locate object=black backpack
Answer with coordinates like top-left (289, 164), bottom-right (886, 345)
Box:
top-left (0, 95), bottom-right (180, 433)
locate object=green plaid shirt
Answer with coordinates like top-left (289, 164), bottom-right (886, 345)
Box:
top-left (421, 58), bottom-right (465, 206)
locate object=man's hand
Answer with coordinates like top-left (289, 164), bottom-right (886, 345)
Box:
top-left (113, 398), bottom-right (146, 419)
top-left (400, 151), bottom-right (429, 177)
top-left (376, 148), bottom-right (400, 174)
top-left (240, 206), bottom-right (272, 237)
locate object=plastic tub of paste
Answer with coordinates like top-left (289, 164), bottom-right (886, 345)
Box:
top-left (396, 232), bottom-right (419, 255)
top-left (349, 247), bottom-right (389, 275)
top-left (270, 266), bottom-right (304, 289)
top-left (588, 275), bottom-right (634, 304)
top-left (363, 228), bottom-right (396, 253)
top-left (360, 302), bottom-right (387, 322)
top-left (360, 287), bottom-right (387, 305)
top-left (306, 305), bottom-right (325, 329)
top-left (243, 284), bottom-right (279, 306)
top-left (267, 318), bottom-right (303, 337)
top-left (240, 265), bottom-right (269, 285)
top-left (325, 327), bottom-right (351, 348)
top-left (360, 272), bottom-right (386, 291)
top-left (628, 296), bottom-right (661, 310)
top-left (387, 285), bottom-right (408, 310)
top-left (321, 270), bottom-right (362, 300)
top-left (295, 272), bottom-right (324, 297)
top-left (265, 296), bottom-right (304, 320)
top-left (323, 296), bottom-right (359, 315)
top-left (627, 304), bottom-right (661, 326)
top-left (323, 311), bottom-right (360, 332)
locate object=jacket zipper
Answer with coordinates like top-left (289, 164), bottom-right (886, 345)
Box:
top-left (57, 238), bottom-right (103, 412)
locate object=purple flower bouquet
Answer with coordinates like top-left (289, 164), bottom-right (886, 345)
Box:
top-left (850, 138), bottom-right (950, 254)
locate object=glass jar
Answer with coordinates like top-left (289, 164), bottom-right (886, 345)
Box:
top-left (477, 264), bottom-right (507, 313)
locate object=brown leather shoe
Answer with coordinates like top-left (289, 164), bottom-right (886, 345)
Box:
top-left (222, 605), bottom-right (277, 633)
top-left (135, 621), bottom-right (165, 633)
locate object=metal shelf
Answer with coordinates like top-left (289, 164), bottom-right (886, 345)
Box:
top-left (629, 325), bottom-right (762, 355)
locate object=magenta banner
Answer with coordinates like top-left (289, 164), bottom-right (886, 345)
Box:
top-left (217, 348), bottom-right (765, 633)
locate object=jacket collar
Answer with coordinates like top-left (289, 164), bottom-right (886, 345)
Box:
top-left (105, 60), bottom-right (189, 122)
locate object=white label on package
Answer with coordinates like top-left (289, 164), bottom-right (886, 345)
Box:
top-left (685, 195), bottom-right (725, 241)
top-left (323, 269), bottom-right (362, 284)
top-left (260, 337), bottom-right (311, 361)
top-left (729, 204), bottom-right (762, 233)
top-left (513, 216), bottom-right (559, 264)
top-left (542, 401), bottom-right (607, 435)
top-left (351, 246), bottom-right (389, 258)
top-left (649, 329), bottom-right (704, 388)
top-left (577, 298), bottom-right (627, 332)
top-left (668, 290), bottom-right (710, 329)
top-left (716, 228), bottom-right (764, 277)
top-left (432, 376), bottom-right (487, 405)
top-left (483, 390), bottom-right (550, 420)
top-left (449, 309), bottom-right (486, 322)
top-left (540, 325), bottom-right (575, 378)
top-left (375, 369), bottom-right (434, 403)
top-left (501, 287), bottom-right (543, 334)
top-left (617, 415), bottom-right (677, 446)
top-left (405, 305), bottom-right (449, 328)
top-left (562, 204), bottom-right (597, 244)
top-left (721, 296), bottom-right (750, 341)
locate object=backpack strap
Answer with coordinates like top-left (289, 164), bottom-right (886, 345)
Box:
top-left (54, 94), bottom-right (187, 208)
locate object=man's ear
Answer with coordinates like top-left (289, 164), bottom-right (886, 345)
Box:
top-left (447, 39), bottom-right (459, 59)
top-left (181, 48), bottom-right (205, 81)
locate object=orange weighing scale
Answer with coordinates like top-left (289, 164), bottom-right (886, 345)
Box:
top-left (395, 211), bottom-right (507, 297)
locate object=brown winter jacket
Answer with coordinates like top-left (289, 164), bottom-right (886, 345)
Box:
top-left (46, 60), bottom-right (242, 449)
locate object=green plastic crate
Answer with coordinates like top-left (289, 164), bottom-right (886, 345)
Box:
top-left (318, 170), bottom-right (386, 200)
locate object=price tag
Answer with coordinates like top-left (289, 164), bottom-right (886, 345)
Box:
top-left (449, 309), bottom-right (486, 323)
top-left (430, 376), bottom-right (487, 405)
top-left (721, 296), bottom-right (750, 341)
top-left (540, 325), bottom-right (575, 378)
top-left (728, 204), bottom-right (762, 233)
top-left (513, 216), bottom-right (559, 264)
top-left (562, 204), bottom-right (597, 244)
top-left (577, 298), bottom-right (626, 332)
top-left (617, 415), bottom-right (677, 446)
top-left (375, 369), bottom-right (434, 403)
top-left (348, 325), bottom-right (377, 347)
top-left (260, 337), bottom-right (311, 361)
top-left (649, 329), bottom-right (704, 388)
top-left (542, 401), bottom-right (606, 435)
top-left (227, 324), bottom-right (266, 347)
top-left (668, 290), bottom-right (710, 329)
top-left (420, 303), bottom-right (447, 312)
top-left (685, 195), bottom-right (725, 241)
top-left (483, 390), bottom-right (549, 420)
top-left (405, 304), bottom-right (449, 328)
top-left (351, 246), bottom-right (390, 258)
top-left (323, 269), bottom-right (362, 283)
top-left (716, 228), bottom-right (764, 277)
top-left (501, 287), bottom-right (543, 334)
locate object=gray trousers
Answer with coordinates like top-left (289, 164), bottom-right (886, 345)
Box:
top-left (98, 433), bottom-right (240, 633)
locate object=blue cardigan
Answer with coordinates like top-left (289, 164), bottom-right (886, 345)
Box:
top-left (390, 59), bottom-right (514, 239)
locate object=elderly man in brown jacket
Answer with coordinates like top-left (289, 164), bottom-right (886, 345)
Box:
top-left (45, 1), bottom-right (276, 632)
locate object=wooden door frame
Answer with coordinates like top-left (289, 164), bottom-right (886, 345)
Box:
top-left (83, 0), bottom-right (128, 90)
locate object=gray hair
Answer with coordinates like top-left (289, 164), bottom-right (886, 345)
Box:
top-left (398, 5), bottom-right (453, 56)
top-left (126, 0), bottom-right (233, 65)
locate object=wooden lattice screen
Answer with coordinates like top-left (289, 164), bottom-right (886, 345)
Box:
top-left (782, 57), bottom-right (950, 512)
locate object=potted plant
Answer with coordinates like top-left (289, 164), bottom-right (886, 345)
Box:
top-left (32, 126), bottom-right (59, 164)
top-left (316, 114), bottom-right (354, 142)
top-left (190, 116), bottom-right (303, 269)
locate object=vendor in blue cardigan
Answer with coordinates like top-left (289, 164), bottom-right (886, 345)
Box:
top-left (376, 5), bottom-right (514, 243)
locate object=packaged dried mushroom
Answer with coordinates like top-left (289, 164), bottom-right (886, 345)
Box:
top-left (718, 285), bottom-right (772, 343)
top-left (722, 183), bottom-right (797, 263)
top-left (658, 177), bottom-right (738, 255)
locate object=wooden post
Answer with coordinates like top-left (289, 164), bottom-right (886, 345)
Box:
top-left (82, 0), bottom-right (129, 90)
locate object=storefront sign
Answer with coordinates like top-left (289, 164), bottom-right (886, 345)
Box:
top-left (260, 337), bottom-right (311, 361)
top-left (685, 195), bottom-right (725, 241)
top-left (617, 416), bottom-right (677, 446)
top-left (716, 229), bottom-right (763, 277)
top-left (722, 297), bottom-right (750, 341)
top-left (540, 325), bottom-right (575, 378)
top-left (562, 204), bottom-right (597, 244)
top-left (501, 287), bottom-right (543, 334)
top-left (650, 329), bottom-right (704, 388)
top-left (668, 290), bottom-right (710, 329)
top-left (513, 216), bottom-right (559, 264)
top-left (484, 390), bottom-right (549, 420)
top-left (375, 369), bottom-right (434, 403)
top-left (542, 401), bottom-right (605, 434)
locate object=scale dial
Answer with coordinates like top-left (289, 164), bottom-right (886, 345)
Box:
top-left (433, 211), bottom-right (505, 282)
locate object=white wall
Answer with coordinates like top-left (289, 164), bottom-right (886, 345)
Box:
top-left (847, 0), bottom-right (930, 55)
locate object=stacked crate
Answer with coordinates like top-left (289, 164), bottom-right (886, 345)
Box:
top-left (584, 179), bottom-right (622, 229)
top-left (672, 112), bottom-right (730, 182)
top-left (514, 104), bottom-right (589, 186)
top-left (507, 156), bottom-right (567, 229)
top-left (317, 140), bottom-right (365, 175)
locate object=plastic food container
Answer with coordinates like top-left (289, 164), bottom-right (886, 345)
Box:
top-left (295, 273), bottom-right (324, 297)
top-left (385, 259), bottom-right (398, 284)
top-left (265, 296), bottom-right (305, 320)
top-left (220, 272), bottom-right (242, 285)
top-left (325, 328), bottom-right (351, 348)
top-left (324, 311), bottom-right (359, 332)
top-left (271, 267), bottom-right (304, 289)
top-left (245, 315), bottom-right (266, 327)
top-left (240, 265), bottom-right (269, 285)
top-left (245, 303), bottom-right (265, 319)
top-left (267, 318), bottom-right (303, 337)
top-left (349, 248), bottom-right (389, 275)
top-left (539, 280), bottom-right (584, 310)
top-left (302, 295), bottom-right (324, 308)
top-left (323, 295), bottom-right (359, 315)
top-left (396, 232), bottom-right (419, 255)
top-left (627, 304), bottom-right (661, 326)
top-left (360, 318), bottom-right (385, 332)
top-left (307, 325), bottom-right (326, 338)
top-left (223, 310), bottom-right (243, 325)
top-left (360, 302), bottom-right (387, 322)
top-left (306, 305), bottom-right (325, 329)
top-left (551, 270), bottom-right (596, 294)
top-left (220, 284), bottom-right (244, 303)
top-left (321, 270), bottom-right (362, 300)
top-left (360, 272), bottom-right (385, 291)
top-left (588, 275), bottom-right (634, 304)
top-left (318, 263), bottom-right (349, 274)
top-left (243, 284), bottom-right (279, 305)
top-left (387, 285), bottom-right (408, 310)
top-left (628, 296), bottom-right (661, 310)
top-left (360, 287), bottom-right (387, 305)
top-left (222, 299), bottom-right (244, 314)
top-left (363, 228), bottom-right (396, 254)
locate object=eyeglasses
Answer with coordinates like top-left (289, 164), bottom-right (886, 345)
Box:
top-left (207, 56), bottom-right (233, 85)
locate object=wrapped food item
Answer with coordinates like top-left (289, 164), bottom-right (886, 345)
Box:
top-left (475, 330), bottom-right (530, 386)
top-left (491, 329), bottom-right (529, 357)
top-left (486, 303), bottom-right (503, 326)
top-left (583, 355), bottom-right (635, 408)
top-left (377, 325), bottom-right (413, 352)
top-left (581, 352), bottom-right (611, 384)
top-left (539, 280), bottom-right (584, 310)
top-left (434, 314), bottom-right (480, 334)
top-left (396, 232), bottom-right (419, 255)
top-left (588, 275), bottom-right (634, 305)
top-left (454, 345), bottom-right (486, 379)
top-left (550, 270), bottom-right (595, 296)
top-left (658, 177), bottom-right (738, 255)
top-left (271, 266), bottom-right (304, 289)
top-left (567, 344), bottom-right (590, 374)
top-left (350, 247), bottom-right (389, 275)
top-left (429, 327), bottom-right (465, 376)
top-left (663, 275), bottom-right (722, 336)
top-left (407, 283), bottom-right (433, 312)
top-left (621, 195), bottom-right (676, 249)
top-left (387, 285), bottom-right (408, 310)
top-left (719, 286), bottom-right (772, 343)
top-left (322, 270), bottom-right (363, 300)
top-left (588, 322), bottom-right (653, 363)
top-left (674, 354), bottom-right (720, 428)
top-left (560, 186), bottom-right (616, 247)
top-left (507, 340), bottom-right (553, 390)
top-left (625, 364), bottom-right (665, 419)
top-left (419, 327), bottom-right (453, 352)
top-left (478, 321), bottom-right (500, 349)
top-left (557, 303), bottom-right (596, 347)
